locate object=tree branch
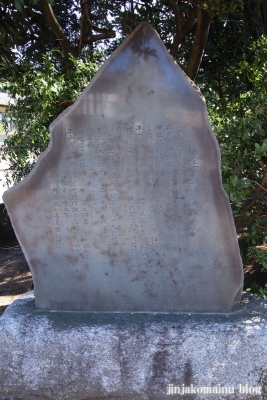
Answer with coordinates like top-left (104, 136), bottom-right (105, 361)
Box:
top-left (77, 0), bottom-right (90, 57)
top-left (39, 0), bottom-right (71, 59)
top-left (185, 0), bottom-right (211, 81)
top-left (181, 3), bottom-right (198, 41)
top-left (73, 1), bottom-right (116, 57)
top-left (82, 31), bottom-right (116, 44)
top-left (166, 0), bottom-right (182, 57)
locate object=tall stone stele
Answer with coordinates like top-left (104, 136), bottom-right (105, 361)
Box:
top-left (3, 22), bottom-right (243, 312)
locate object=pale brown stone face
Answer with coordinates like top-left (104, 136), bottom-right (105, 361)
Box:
top-left (3, 22), bottom-right (243, 312)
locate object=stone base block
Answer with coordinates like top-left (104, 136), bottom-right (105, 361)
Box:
top-left (0, 292), bottom-right (267, 400)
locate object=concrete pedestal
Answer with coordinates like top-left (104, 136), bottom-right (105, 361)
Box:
top-left (0, 292), bottom-right (266, 400)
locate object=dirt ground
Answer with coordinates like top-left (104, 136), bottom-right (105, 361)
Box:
top-left (0, 245), bottom-right (33, 316)
top-left (0, 243), bottom-right (267, 317)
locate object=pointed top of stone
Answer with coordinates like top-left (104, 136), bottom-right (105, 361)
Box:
top-left (3, 22), bottom-right (243, 313)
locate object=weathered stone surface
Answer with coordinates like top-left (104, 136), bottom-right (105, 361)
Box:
top-left (0, 292), bottom-right (267, 400)
top-left (3, 22), bottom-right (243, 312)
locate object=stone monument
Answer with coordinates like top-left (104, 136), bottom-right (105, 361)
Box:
top-left (3, 22), bottom-right (267, 400)
top-left (3, 21), bottom-right (243, 312)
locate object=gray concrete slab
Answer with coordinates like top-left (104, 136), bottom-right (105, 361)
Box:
top-left (0, 292), bottom-right (266, 400)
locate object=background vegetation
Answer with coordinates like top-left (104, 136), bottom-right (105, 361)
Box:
top-left (0, 0), bottom-right (267, 294)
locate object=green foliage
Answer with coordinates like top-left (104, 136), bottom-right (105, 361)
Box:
top-left (0, 51), bottom-right (102, 184)
top-left (252, 249), bottom-right (267, 269)
top-left (205, 35), bottom-right (267, 277)
top-left (198, 1), bottom-right (262, 94)
top-left (0, 0), bottom-right (81, 64)
top-left (13, 0), bottom-right (54, 11)
top-left (223, 176), bottom-right (251, 208)
top-left (246, 282), bottom-right (267, 299)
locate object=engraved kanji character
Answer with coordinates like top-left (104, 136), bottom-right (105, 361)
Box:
top-left (101, 201), bottom-right (107, 213)
top-left (97, 133), bottom-right (103, 142)
top-left (77, 135), bottom-right (84, 143)
top-left (126, 126), bottom-right (133, 134)
top-left (131, 243), bottom-right (137, 251)
top-left (99, 167), bottom-right (104, 179)
top-left (130, 221), bottom-right (138, 230)
top-left (67, 128), bottom-right (73, 139)
top-left (189, 148), bottom-right (197, 155)
top-left (102, 231), bottom-right (108, 239)
top-left (191, 160), bottom-right (199, 169)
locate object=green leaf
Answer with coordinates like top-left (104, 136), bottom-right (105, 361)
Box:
top-left (13, 0), bottom-right (23, 12)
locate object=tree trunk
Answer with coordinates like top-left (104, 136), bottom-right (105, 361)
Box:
top-left (185, 1), bottom-right (211, 81)
top-left (39, 0), bottom-right (71, 59)
top-left (259, 0), bottom-right (267, 34)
